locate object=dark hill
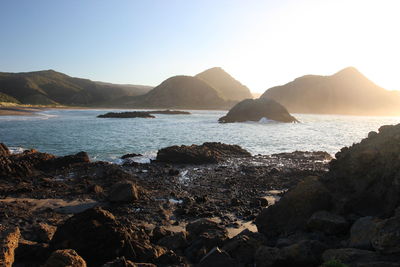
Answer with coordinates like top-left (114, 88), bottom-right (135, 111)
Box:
top-left (0, 70), bottom-right (152, 106)
top-left (123, 75), bottom-right (231, 109)
top-left (196, 67), bottom-right (252, 101)
top-left (261, 67), bottom-right (400, 116)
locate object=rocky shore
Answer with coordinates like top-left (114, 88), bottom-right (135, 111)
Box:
top-left (1, 125), bottom-right (400, 266)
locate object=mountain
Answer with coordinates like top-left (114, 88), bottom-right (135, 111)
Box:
top-left (0, 70), bottom-right (152, 106)
top-left (0, 92), bottom-right (20, 104)
top-left (122, 75), bottom-right (232, 109)
top-left (261, 67), bottom-right (400, 116)
top-left (195, 67), bottom-right (252, 101)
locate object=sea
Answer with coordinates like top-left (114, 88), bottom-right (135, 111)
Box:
top-left (0, 109), bottom-right (399, 162)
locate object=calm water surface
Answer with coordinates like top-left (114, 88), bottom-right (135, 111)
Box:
top-left (0, 109), bottom-right (399, 162)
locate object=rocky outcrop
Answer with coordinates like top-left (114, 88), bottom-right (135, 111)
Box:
top-left (44, 249), bottom-right (87, 267)
top-left (255, 176), bottom-right (332, 236)
top-left (156, 142), bottom-right (251, 164)
top-left (97, 112), bottom-right (155, 118)
top-left (218, 98), bottom-right (298, 123)
top-left (50, 207), bottom-right (135, 266)
top-left (0, 226), bottom-right (20, 267)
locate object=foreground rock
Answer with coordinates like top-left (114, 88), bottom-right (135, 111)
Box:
top-left (50, 207), bottom-right (135, 266)
top-left (0, 226), bottom-right (20, 267)
top-left (44, 249), bottom-right (87, 267)
top-left (218, 98), bottom-right (299, 123)
top-left (97, 111), bottom-right (155, 118)
top-left (156, 142), bottom-right (251, 164)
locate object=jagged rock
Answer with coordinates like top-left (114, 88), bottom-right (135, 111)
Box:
top-left (97, 112), bottom-right (155, 118)
top-left (50, 207), bottom-right (135, 266)
top-left (108, 182), bottom-right (139, 203)
top-left (218, 98), bottom-right (299, 123)
top-left (349, 216), bottom-right (381, 249)
top-left (324, 124), bottom-right (400, 217)
top-left (0, 226), bottom-right (20, 267)
top-left (32, 223), bottom-right (57, 243)
top-left (307, 211), bottom-right (348, 235)
top-left (156, 142), bottom-right (251, 164)
top-left (0, 143), bottom-right (10, 156)
top-left (121, 153), bottom-right (142, 159)
top-left (371, 215), bottom-right (400, 254)
top-left (44, 249), bottom-right (87, 267)
top-left (255, 176), bottom-right (332, 236)
top-left (198, 247), bottom-right (239, 267)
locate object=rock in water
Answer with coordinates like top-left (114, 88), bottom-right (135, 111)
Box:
top-left (0, 226), bottom-right (20, 267)
top-left (156, 142), bottom-right (251, 164)
top-left (218, 98), bottom-right (298, 123)
top-left (50, 207), bottom-right (135, 266)
top-left (97, 112), bottom-right (155, 118)
top-left (44, 249), bottom-right (87, 267)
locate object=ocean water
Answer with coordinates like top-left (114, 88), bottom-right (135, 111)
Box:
top-left (0, 109), bottom-right (399, 162)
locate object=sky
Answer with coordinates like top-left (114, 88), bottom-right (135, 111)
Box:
top-left (1, 0), bottom-right (399, 93)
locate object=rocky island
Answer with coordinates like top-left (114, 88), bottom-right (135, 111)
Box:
top-left (2, 124), bottom-right (400, 266)
top-left (97, 111), bottom-right (155, 118)
top-left (218, 98), bottom-right (299, 123)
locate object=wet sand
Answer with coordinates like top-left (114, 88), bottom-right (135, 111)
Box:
top-left (0, 106), bottom-right (45, 116)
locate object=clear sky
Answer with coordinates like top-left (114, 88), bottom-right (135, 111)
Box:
top-left (1, 0), bottom-right (399, 93)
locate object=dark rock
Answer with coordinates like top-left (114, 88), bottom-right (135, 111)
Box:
top-left (97, 112), bottom-right (155, 118)
top-left (14, 239), bottom-right (50, 266)
top-left (218, 98), bottom-right (299, 123)
top-left (349, 216), bottom-right (380, 249)
top-left (102, 257), bottom-right (157, 267)
top-left (121, 153), bottom-right (142, 159)
top-left (168, 168), bottom-right (179, 176)
top-left (44, 249), bottom-right (87, 267)
top-left (0, 143), bottom-right (10, 156)
top-left (32, 223), bottom-right (57, 243)
top-left (88, 184), bottom-right (104, 195)
top-left (254, 246), bottom-right (284, 267)
top-left (186, 218), bottom-right (226, 239)
top-left (280, 240), bottom-right (327, 267)
top-left (157, 231), bottom-right (188, 251)
top-left (222, 234), bottom-right (262, 265)
top-left (307, 211), bottom-right (348, 235)
top-left (255, 176), bottom-right (332, 236)
top-left (0, 226), bottom-right (20, 267)
top-left (50, 207), bottom-right (135, 266)
top-left (156, 142), bottom-right (251, 164)
top-left (324, 123), bottom-right (400, 217)
top-left (198, 247), bottom-right (239, 267)
top-left (371, 215), bottom-right (400, 254)
top-left (322, 248), bottom-right (382, 266)
top-left (108, 182), bottom-right (139, 203)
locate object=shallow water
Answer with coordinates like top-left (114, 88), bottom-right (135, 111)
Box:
top-left (0, 109), bottom-right (399, 161)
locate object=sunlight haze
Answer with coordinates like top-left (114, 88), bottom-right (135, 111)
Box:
top-left (1, 0), bottom-right (399, 92)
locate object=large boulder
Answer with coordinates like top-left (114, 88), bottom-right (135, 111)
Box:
top-left (349, 216), bottom-right (381, 249)
top-left (156, 142), bottom-right (251, 164)
top-left (0, 226), bottom-right (20, 267)
top-left (255, 176), bottom-right (332, 236)
top-left (324, 124), bottom-right (400, 217)
top-left (218, 98), bottom-right (298, 123)
top-left (50, 207), bottom-right (135, 266)
top-left (371, 215), bottom-right (400, 254)
top-left (307, 211), bottom-right (348, 235)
